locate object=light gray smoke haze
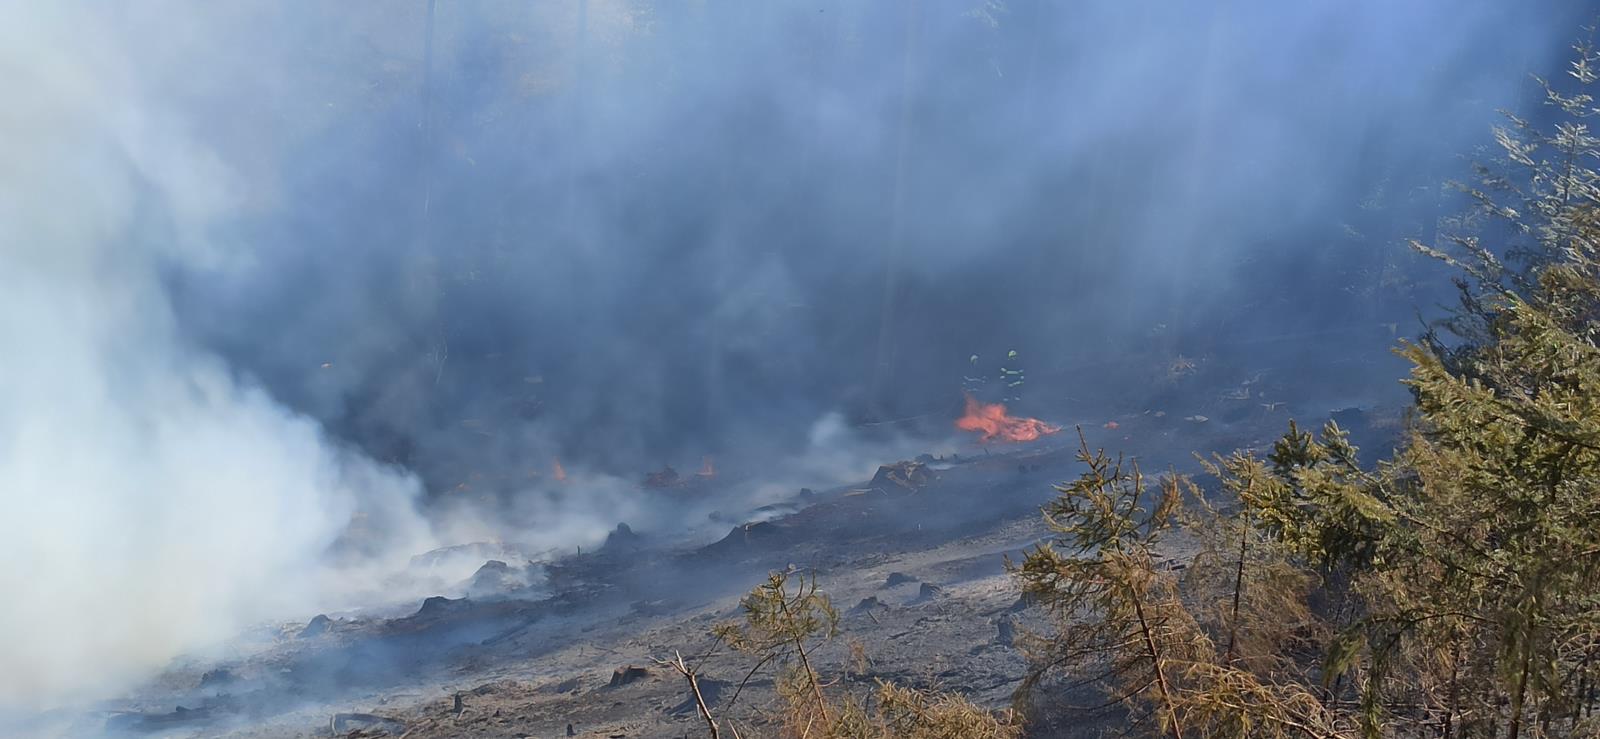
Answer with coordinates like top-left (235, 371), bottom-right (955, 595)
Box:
top-left (0, 4), bottom-right (437, 711)
top-left (0, 0), bottom-right (1593, 719)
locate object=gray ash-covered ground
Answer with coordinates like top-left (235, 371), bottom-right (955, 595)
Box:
top-left (84, 351), bottom-right (1404, 739)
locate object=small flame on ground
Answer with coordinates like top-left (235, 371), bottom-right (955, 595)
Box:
top-left (552, 456), bottom-right (567, 482)
top-left (698, 455), bottom-right (716, 478)
top-left (955, 394), bottom-right (1061, 443)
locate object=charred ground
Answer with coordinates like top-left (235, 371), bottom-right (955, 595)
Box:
top-left (77, 356), bottom-right (1402, 738)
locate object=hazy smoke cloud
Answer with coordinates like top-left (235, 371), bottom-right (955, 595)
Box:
top-left (0, 0), bottom-right (1592, 716)
top-left (0, 4), bottom-right (435, 710)
top-left (159, 0), bottom-right (1589, 491)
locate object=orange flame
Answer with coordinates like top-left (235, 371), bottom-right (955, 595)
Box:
top-left (955, 394), bottom-right (1061, 443)
top-left (552, 456), bottom-right (567, 482)
top-left (698, 455), bottom-right (716, 478)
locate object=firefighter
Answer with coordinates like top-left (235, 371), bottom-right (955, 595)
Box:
top-left (1000, 349), bottom-right (1024, 404)
top-left (962, 354), bottom-right (987, 398)
top-left (963, 350), bottom-right (1025, 405)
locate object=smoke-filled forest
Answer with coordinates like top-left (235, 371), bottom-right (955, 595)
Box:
top-left (5, 1), bottom-right (1600, 737)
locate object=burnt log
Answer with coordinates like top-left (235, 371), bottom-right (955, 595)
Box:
top-left (608, 665), bottom-right (651, 687)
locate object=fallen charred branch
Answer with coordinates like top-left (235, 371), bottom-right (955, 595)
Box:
top-left (329, 712), bottom-right (406, 737)
top-left (653, 651), bottom-right (727, 738)
top-left (700, 520), bottom-right (786, 560)
top-left (607, 665), bottom-right (651, 688)
top-left (643, 464), bottom-right (680, 488)
top-left (869, 460), bottom-right (933, 493)
top-left (298, 614), bottom-right (335, 639)
top-left (104, 703), bottom-right (224, 734)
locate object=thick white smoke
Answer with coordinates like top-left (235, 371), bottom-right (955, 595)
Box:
top-left (0, 5), bottom-right (435, 710)
top-left (0, 0), bottom-right (1586, 720)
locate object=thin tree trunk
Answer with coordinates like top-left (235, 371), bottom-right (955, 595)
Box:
top-left (1586, 646), bottom-right (1597, 718)
top-left (1444, 641), bottom-right (1459, 739)
top-left (1509, 640), bottom-right (1533, 739)
top-left (656, 652), bottom-right (721, 739)
top-left (686, 670), bottom-right (720, 738)
top-left (1486, 680), bottom-right (1501, 739)
top-left (1576, 651), bottom-right (1590, 724)
top-left (793, 638), bottom-right (829, 728)
top-left (776, 592), bottom-right (830, 725)
top-left (1225, 513), bottom-right (1249, 665)
top-left (1130, 583), bottom-right (1185, 739)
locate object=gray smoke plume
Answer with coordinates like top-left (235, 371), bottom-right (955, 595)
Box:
top-left (0, 3), bottom-right (437, 711)
top-left (0, 0), bottom-right (1591, 715)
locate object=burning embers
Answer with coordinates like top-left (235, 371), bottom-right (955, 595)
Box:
top-left (644, 455), bottom-right (717, 489)
top-left (955, 394), bottom-right (1060, 443)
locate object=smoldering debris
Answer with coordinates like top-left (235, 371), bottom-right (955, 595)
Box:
top-left (413, 596), bottom-right (470, 620)
top-left (104, 704), bottom-right (228, 735)
top-left (668, 678), bottom-right (729, 717)
top-left (463, 561), bottom-right (517, 599)
top-left (329, 712), bottom-right (406, 737)
top-left (702, 521), bottom-right (788, 561)
top-left (298, 615), bottom-right (335, 640)
top-left (911, 582), bottom-right (946, 604)
top-left (606, 666), bottom-right (652, 689)
top-left (602, 524), bottom-right (644, 553)
top-left (883, 572), bottom-right (918, 588)
top-left (84, 389), bottom-right (1405, 735)
top-left (869, 460), bottom-right (935, 493)
top-left (850, 596), bottom-right (888, 614)
top-left (642, 466), bottom-right (683, 490)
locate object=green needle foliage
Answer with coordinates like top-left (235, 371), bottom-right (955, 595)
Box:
top-left (1011, 29), bottom-right (1600, 739)
top-left (673, 27), bottom-right (1600, 739)
top-left (708, 569), bottom-right (1018, 739)
top-left (1013, 433), bottom-right (1354, 738)
top-left (716, 569), bottom-right (842, 731)
top-left (1010, 430), bottom-right (1200, 738)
